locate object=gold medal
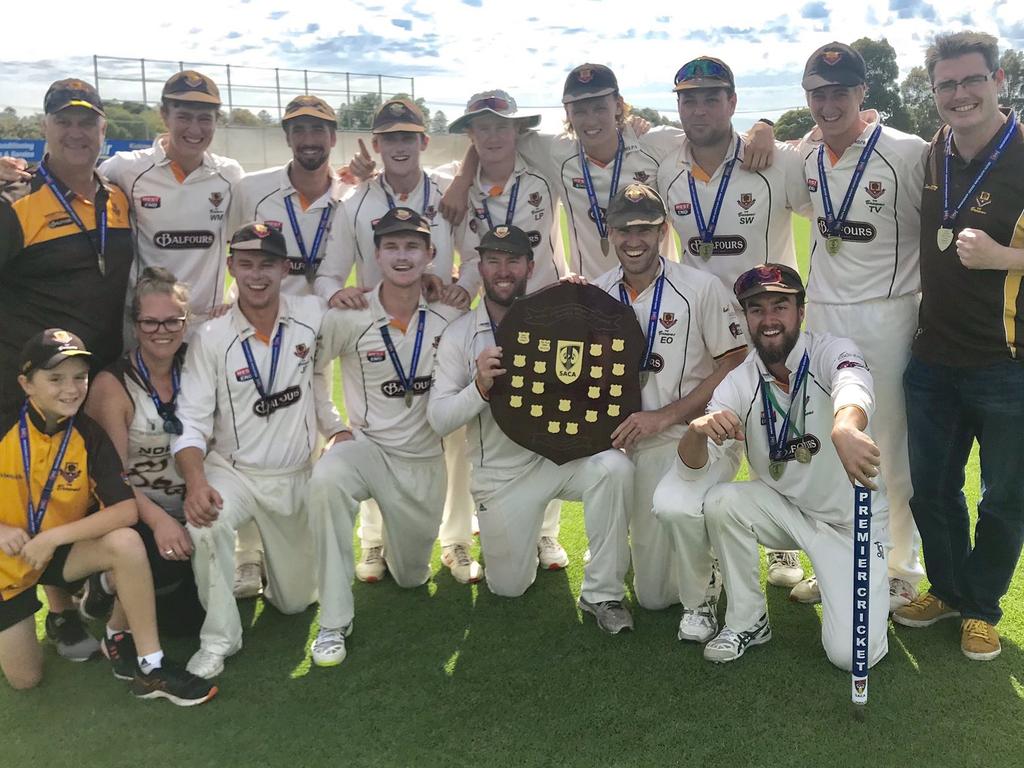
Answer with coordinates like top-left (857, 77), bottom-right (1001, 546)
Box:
top-left (769, 461), bottom-right (785, 481)
top-left (826, 235), bottom-right (842, 256)
top-left (404, 390), bottom-right (413, 408)
top-left (698, 241), bottom-right (714, 261)
top-left (600, 237), bottom-right (610, 257)
top-left (795, 445), bottom-right (812, 464)
top-left (936, 227), bottom-right (954, 251)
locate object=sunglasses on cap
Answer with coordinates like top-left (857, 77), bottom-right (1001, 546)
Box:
top-left (733, 265), bottom-right (784, 297)
top-left (674, 59), bottom-right (732, 86)
top-left (469, 95), bottom-right (511, 112)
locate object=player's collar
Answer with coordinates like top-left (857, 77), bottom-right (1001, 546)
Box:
top-left (281, 163), bottom-right (338, 209)
top-left (473, 154), bottom-right (527, 193)
top-left (152, 134), bottom-right (214, 169)
top-left (680, 128), bottom-right (743, 176)
top-left (231, 294), bottom-right (293, 340)
top-left (755, 330), bottom-right (809, 381)
top-left (370, 283), bottom-right (430, 327)
top-left (615, 257), bottom-right (666, 299)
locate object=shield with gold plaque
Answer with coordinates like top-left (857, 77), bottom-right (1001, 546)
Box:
top-left (490, 282), bottom-right (644, 464)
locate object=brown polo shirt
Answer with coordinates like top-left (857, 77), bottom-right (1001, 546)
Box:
top-left (914, 112), bottom-right (1024, 366)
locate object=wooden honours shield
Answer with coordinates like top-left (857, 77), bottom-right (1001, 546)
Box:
top-left (490, 282), bottom-right (644, 465)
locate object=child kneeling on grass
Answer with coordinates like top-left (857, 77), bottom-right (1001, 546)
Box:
top-left (0, 329), bottom-right (217, 706)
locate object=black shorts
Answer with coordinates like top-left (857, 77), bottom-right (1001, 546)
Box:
top-left (0, 544), bottom-right (86, 632)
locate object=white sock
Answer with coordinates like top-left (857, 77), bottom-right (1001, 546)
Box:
top-left (137, 650), bottom-right (164, 672)
top-left (99, 571), bottom-right (114, 595)
top-left (106, 625), bottom-right (131, 640)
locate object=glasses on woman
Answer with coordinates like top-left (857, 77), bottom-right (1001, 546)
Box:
top-left (136, 316), bottom-right (187, 334)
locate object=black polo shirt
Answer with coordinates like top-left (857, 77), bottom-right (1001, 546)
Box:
top-left (914, 112), bottom-right (1024, 366)
top-left (0, 161), bottom-right (133, 409)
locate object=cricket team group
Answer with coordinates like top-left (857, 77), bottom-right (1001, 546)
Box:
top-left (1, 29), bottom-right (1022, 707)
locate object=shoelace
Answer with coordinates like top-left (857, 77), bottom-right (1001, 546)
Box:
top-left (770, 551), bottom-right (799, 568)
top-left (450, 545), bottom-right (472, 567)
top-left (539, 537), bottom-right (559, 551)
top-left (963, 619), bottom-right (991, 641)
top-left (315, 628), bottom-right (347, 649)
top-left (363, 546), bottom-right (383, 564)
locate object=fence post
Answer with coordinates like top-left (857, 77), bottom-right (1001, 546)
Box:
top-left (141, 58), bottom-right (148, 105)
top-left (275, 68), bottom-right (282, 120)
top-left (93, 55), bottom-right (100, 95)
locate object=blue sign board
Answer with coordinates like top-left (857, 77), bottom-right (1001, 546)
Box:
top-left (0, 139), bottom-right (152, 164)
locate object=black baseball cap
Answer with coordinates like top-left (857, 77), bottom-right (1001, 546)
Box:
top-left (673, 57), bottom-right (735, 92)
top-left (43, 79), bottom-right (105, 116)
top-left (162, 70), bottom-right (222, 106)
top-left (20, 329), bottom-right (92, 375)
top-left (475, 225), bottom-right (533, 259)
top-left (802, 42), bottom-right (866, 91)
top-left (562, 64), bottom-right (619, 105)
top-left (283, 94), bottom-right (337, 124)
top-left (733, 263), bottom-right (805, 305)
top-left (606, 183), bottom-right (667, 228)
top-left (373, 207), bottom-right (432, 239)
top-left (229, 222), bottom-right (288, 259)
top-left (372, 98), bottom-right (426, 134)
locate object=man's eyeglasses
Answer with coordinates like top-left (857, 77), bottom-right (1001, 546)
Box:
top-left (932, 72), bottom-right (995, 96)
top-left (136, 316), bottom-right (187, 334)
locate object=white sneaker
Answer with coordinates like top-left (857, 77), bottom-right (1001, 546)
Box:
top-left (311, 623), bottom-right (353, 667)
top-left (186, 649), bottom-right (227, 679)
top-left (538, 536), bottom-right (569, 570)
top-left (355, 546), bottom-right (387, 583)
top-left (789, 577), bottom-right (821, 604)
top-left (441, 544), bottom-right (483, 584)
top-left (766, 550), bottom-right (804, 588)
top-left (233, 562), bottom-right (263, 599)
top-left (889, 577), bottom-right (917, 611)
top-left (678, 601), bottom-right (718, 643)
top-left (703, 614), bottom-right (771, 663)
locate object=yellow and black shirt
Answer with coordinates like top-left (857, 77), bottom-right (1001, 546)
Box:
top-left (0, 161), bottom-right (133, 411)
top-left (915, 114), bottom-right (1024, 366)
top-left (0, 403), bottom-right (133, 601)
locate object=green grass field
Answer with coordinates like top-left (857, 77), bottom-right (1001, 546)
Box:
top-left (5, 217), bottom-right (1023, 766)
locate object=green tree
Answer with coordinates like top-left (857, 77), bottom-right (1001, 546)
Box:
top-left (228, 108), bottom-right (261, 127)
top-left (851, 37), bottom-right (911, 131)
top-left (429, 110), bottom-right (448, 134)
top-left (773, 108), bottom-right (815, 141)
top-left (337, 92), bottom-right (381, 131)
top-left (257, 109), bottom-right (275, 125)
top-left (1001, 48), bottom-right (1024, 114)
top-left (630, 106), bottom-right (681, 129)
top-left (0, 107), bottom-right (44, 139)
top-left (900, 66), bottom-right (941, 141)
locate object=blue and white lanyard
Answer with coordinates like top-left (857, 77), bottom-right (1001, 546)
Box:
top-left (283, 195), bottom-right (332, 276)
top-left (942, 110), bottom-right (1018, 228)
top-left (481, 175), bottom-right (521, 230)
top-left (759, 351), bottom-right (810, 461)
top-left (687, 136), bottom-right (741, 246)
top-left (618, 260), bottom-right (665, 373)
top-left (817, 124), bottom-right (882, 237)
top-left (19, 402), bottom-right (75, 536)
top-left (379, 310), bottom-right (427, 395)
top-left (382, 172), bottom-right (431, 213)
top-left (579, 132), bottom-right (625, 241)
top-left (241, 323), bottom-right (284, 402)
top-left (37, 161), bottom-right (107, 274)
top-left (134, 349), bottom-right (180, 416)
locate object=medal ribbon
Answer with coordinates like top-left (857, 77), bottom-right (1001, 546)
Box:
top-left (382, 172), bottom-right (431, 214)
top-left (481, 175), bottom-right (521, 230)
top-left (687, 136), bottom-right (742, 249)
top-left (241, 323), bottom-right (284, 403)
top-left (579, 132), bottom-right (625, 242)
top-left (283, 195), bottom-right (333, 275)
top-left (379, 310), bottom-right (426, 397)
top-left (942, 110), bottom-right (1018, 228)
top-left (618, 258), bottom-right (665, 373)
top-left (37, 161), bottom-right (107, 274)
top-left (759, 351), bottom-right (810, 461)
top-left (817, 124), bottom-right (882, 238)
top-left (134, 349), bottom-right (181, 432)
top-left (19, 402), bottom-right (75, 536)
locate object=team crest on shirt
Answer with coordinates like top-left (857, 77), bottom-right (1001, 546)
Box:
top-left (209, 191), bottom-right (225, 221)
top-left (737, 193), bottom-right (755, 210)
top-left (366, 350), bottom-right (386, 363)
top-left (424, 205), bottom-right (438, 220)
top-left (633, 171), bottom-right (649, 183)
top-left (141, 195), bottom-right (161, 209)
top-left (864, 181), bottom-right (885, 199)
top-left (59, 462), bottom-right (81, 485)
top-left (528, 192), bottom-right (543, 207)
top-left (572, 178), bottom-right (587, 189)
top-left (806, 178), bottom-right (818, 192)
top-left (970, 191), bottom-right (992, 215)
top-left (674, 202), bottom-right (691, 216)
top-left (659, 312), bottom-right (676, 329)
top-left (729, 321), bottom-right (742, 338)
top-left (294, 343), bottom-right (310, 359)
top-left (469, 218), bottom-right (479, 233)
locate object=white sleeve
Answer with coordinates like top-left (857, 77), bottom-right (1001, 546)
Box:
top-left (313, 319), bottom-right (345, 437)
top-left (778, 141), bottom-right (812, 215)
top-left (172, 329), bottom-right (218, 455)
top-left (314, 203), bottom-right (356, 301)
top-left (516, 132), bottom-right (560, 183)
top-left (637, 125), bottom-right (685, 162)
top-left (701, 279), bottom-right (747, 358)
top-left (820, 337), bottom-right (875, 419)
top-left (672, 370), bottom-right (746, 480)
top-left (97, 153), bottom-right (129, 190)
top-left (227, 173), bottom-right (252, 238)
top-left (317, 307), bottom-right (362, 362)
top-left (427, 325), bottom-right (489, 437)
top-left (906, 138), bottom-right (928, 214)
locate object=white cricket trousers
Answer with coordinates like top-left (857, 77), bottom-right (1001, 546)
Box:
top-left (806, 295), bottom-right (924, 586)
top-left (358, 426), bottom-right (559, 547)
top-left (652, 451), bottom-right (743, 608)
top-left (472, 449), bottom-right (633, 602)
top-left (309, 438), bottom-right (446, 630)
top-left (627, 440), bottom-right (687, 610)
top-left (704, 480), bottom-right (890, 670)
top-left (188, 453), bottom-right (317, 655)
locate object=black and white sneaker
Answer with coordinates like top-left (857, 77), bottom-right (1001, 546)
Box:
top-left (45, 610), bottom-right (101, 662)
top-left (79, 572), bottom-right (115, 622)
top-left (703, 614), bottom-right (772, 663)
top-left (131, 660), bottom-right (219, 707)
top-left (101, 631), bottom-right (138, 680)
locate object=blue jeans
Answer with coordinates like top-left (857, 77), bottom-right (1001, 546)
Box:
top-left (903, 355), bottom-right (1024, 624)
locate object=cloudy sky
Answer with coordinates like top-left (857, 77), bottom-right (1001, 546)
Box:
top-left (2, 0), bottom-right (1022, 130)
